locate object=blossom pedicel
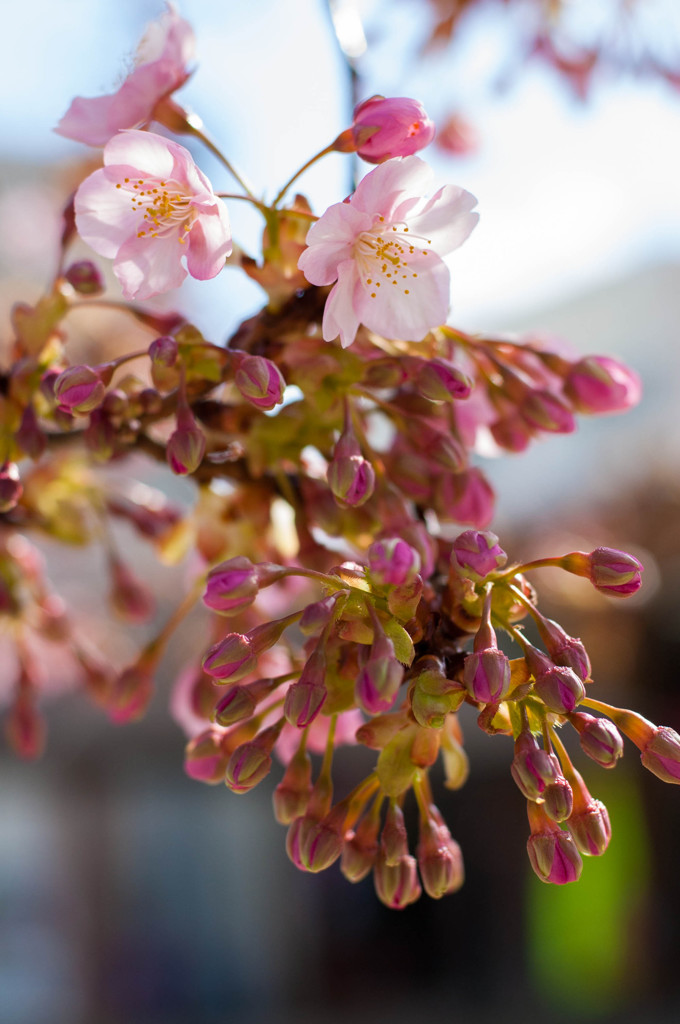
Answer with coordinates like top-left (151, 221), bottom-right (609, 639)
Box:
top-left (6, 8), bottom-right (677, 917)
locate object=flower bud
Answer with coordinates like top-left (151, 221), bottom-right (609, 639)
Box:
top-left (16, 405), bottom-right (46, 460)
top-left (64, 259), bottom-right (104, 295)
top-left (640, 726), bottom-right (680, 784)
top-left (299, 805), bottom-right (346, 872)
top-left (564, 356), bottom-right (641, 414)
top-left (527, 827), bottom-right (583, 885)
top-left (381, 802), bottom-right (409, 866)
top-left (235, 355), bottom-right (285, 410)
top-left (203, 556), bottom-right (260, 615)
top-left (368, 538), bottom-right (420, 587)
top-left (347, 95), bottom-right (435, 163)
top-left (54, 364), bottom-right (106, 413)
top-left (202, 633), bottom-right (255, 681)
top-left (416, 814), bottom-right (465, 899)
top-left (521, 389), bottom-right (575, 433)
top-left (299, 593), bottom-right (344, 635)
top-left (543, 778), bottom-right (574, 823)
top-left (225, 723), bottom-right (282, 794)
top-left (109, 558), bottom-right (155, 623)
top-left (5, 692), bottom-right (45, 760)
top-left (355, 631), bottom-right (404, 715)
top-left (213, 684), bottom-right (258, 727)
top-left (327, 434), bottom-right (375, 507)
top-left (490, 414), bottom-right (533, 452)
top-left (0, 463), bottom-right (23, 513)
top-left (387, 574), bottom-right (423, 621)
top-left (414, 358), bottom-right (472, 403)
top-left (587, 547), bottom-right (644, 597)
top-left (462, 647), bottom-right (510, 704)
top-left (374, 850), bottom-right (422, 908)
top-left (569, 712), bottom-right (623, 768)
top-left (567, 799), bottom-right (611, 856)
top-left (534, 615), bottom-right (591, 681)
top-left (273, 747), bottom-right (313, 824)
top-left (436, 468), bottom-right (495, 529)
top-left (511, 732), bottom-right (562, 801)
top-left (284, 646), bottom-right (327, 727)
top-left (341, 814), bottom-right (381, 882)
top-left (525, 643), bottom-right (584, 714)
top-left (451, 529), bottom-right (507, 582)
top-left (108, 664), bottom-right (154, 724)
top-left (166, 405), bottom-right (206, 475)
top-left (149, 335), bottom-right (179, 367)
top-left (184, 727), bottom-right (230, 784)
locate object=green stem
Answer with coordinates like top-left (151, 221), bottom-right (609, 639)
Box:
top-left (272, 143), bottom-right (336, 207)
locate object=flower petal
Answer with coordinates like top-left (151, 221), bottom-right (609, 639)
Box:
top-left (322, 260), bottom-right (361, 347)
top-left (407, 184), bottom-right (479, 253)
top-left (75, 169), bottom-right (141, 257)
top-left (114, 235), bottom-right (186, 300)
top-left (186, 203), bottom-right (232, 279)
top-left (299, 202), bottom-right (371, 285)
top-left (104, 129), bottom-right (176, 179)
top-left (356, 249), bottom-right (450, 341)
top-left (351, 156), bottom-right (433, 219)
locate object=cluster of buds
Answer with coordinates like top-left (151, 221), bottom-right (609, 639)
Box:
top-left (1, 4), bottom-right (675, 914)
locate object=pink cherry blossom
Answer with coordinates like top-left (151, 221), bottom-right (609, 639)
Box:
top-left (298, 156), bottom-right (478, 348)
top-left (351, 96), bottom-right (435, 163)
top-left (74, 130), bottom-right (232, 300)
top-left (56, 4), bottom-right (195, 147)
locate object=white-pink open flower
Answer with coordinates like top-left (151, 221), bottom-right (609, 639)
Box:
top-left (56, 3), bottom-right (194, 147)
top-left (74, 130), bottom-right (232, 300)
top-left (298, 156), bottom-right (478, 348)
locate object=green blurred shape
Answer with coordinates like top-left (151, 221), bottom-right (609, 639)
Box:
top-left (526, 771), bottom-right (650, 1016)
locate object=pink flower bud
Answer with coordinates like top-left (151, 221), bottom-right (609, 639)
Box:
top-left (54, 365), bottom-right (106, 413)
top-left (349, 96), bottom-right (435, 163)
top-left (368, 538), bottom-right (420, 587)
top-left (214, 684), bottom-right (259, 727)
top-left (567, 799), bottom-right (611, 856)
top-left (202, 633), bottom-right (255, 681)
top-left (414, 358), bottom-right (472, 403)
top-left (355, 631), bottom-right (404, 715)
top-left (462, 643), bottom-right (511, 704)
top-left (527, 827), bottom-right (583, 885)
top-left (166, 405), bottom-right (206, 475)
top-left (64, 260), bottom-right (104, 295)
top-left (184, 727), bottom-right (230, 784)
top-left (511, 733), bottom-right (562, 801)
top-left (149, 335), bottom-right (179, 367)
top-left (284, 646), bottom-right (328, 727)
top-left (451, 529), bottom-right (507, 582)
top-left (564, 355), bottom-right (641, 414)
top-left (108, 664), bottom-right (154, 724)
top-left (525, 644), bottom-right (584, 714)
top-left (569, 712), bottom-right (624, 768)
top-left (273, 747), bottom-right (313, 824)
top-left (225, 742), bottom-right (273, 793)
top-left (341, 815), bottom-right (381, 882)
top-left (0, 463), bottom-right (23, 513)
top-left (16, 406), bottom-right (46, 461)
top-left (640, 726), bottom-right (680, 784)
top-left (84, 410), bottom-right (116, 461)
top-left (109, 558), bottom-right (155, 623)
top-left (436, 468), bottom-right (495, 528)
top-left (587, 547), bottom-right (644, 597)
top-left (327, 434), bottom-right (375, 507)
top-left (416, 815), bottom-right (465, 898)
top-left (203, 556), bottom-right (260, 615)
top-left (299, 593), bottom-right (344, 635)
top-left (235, 355), bottom-right (286, 410)
top-left (374, 850), bottom-right (422, 908)
top-left (543, 778), bottom-right (574, 823)
top-left (298, 805), bottom-right (346, 872)
top-left (521, 389), bottom-right (575, 433)
top-left (490, 414), bottom-right (533, 452)
top-left (534, 616), bottom-right (591, 681)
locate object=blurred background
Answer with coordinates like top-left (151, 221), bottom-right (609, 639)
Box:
top-left (2, 1), bottom-right (680, 1021)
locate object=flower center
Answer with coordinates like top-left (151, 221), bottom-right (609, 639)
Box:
top-left (117, 176), bottom-right (194, 242)
top-left (353, 219), bottom-right (432, 299)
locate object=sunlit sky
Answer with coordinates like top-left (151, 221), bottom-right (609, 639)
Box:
top-left (4, 0), bottom-right (680, 337)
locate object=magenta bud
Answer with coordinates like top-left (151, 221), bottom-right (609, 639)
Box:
top-left (235, 355), bottom-right (286, 410)
top-left (374, 850), bottom-right (422, 909)
top-left (54, 364), bottom-right (106, 413)
top-left (525, 644), bottom-right (584, 714)
top-left (536, 616), bottom-right (591, 681)
top-left (368, 538), bottom-right (421, 587)
top-left (109, 558), bottom-right (155, 623)
top-left (273, 748), bottom-right (313, 824)
top-left (0, 463), bottom-right (23, 513)
top-left (108, 665), bottom-right (154, 724)
top-left (299, 593), bottom-right (343, 635)
top-left (225, 742), bottom-right (273, 793)
top-left (64, 259), bottom-right (104, 295)
top-left (149, 335), bottom-right (178, 367)
top-left (327, 436), bottom-right (375, 507)
top-left (462, 647), bottom-right (510, 704)
top-left (587, 547), bottom-right (644, 597)
top-left (414, 358), bottom-right (472, 403)
top-left (436, 468), bottom-right (495, 529)
top-left (300, 807), bottom-right (346, 872)
top-left (184, 728), bottom-right (230, 784)
top-left (521, 389), bottom-right (575, 433)
top-left (416, 816), bottom-right (465, 898)
top-left (567, 799), bottom-right (612, 856)
top-left (387, 574), bottom-right (423, 621)
top-left (213, 685), bottom-right (258, 726)
top-left (380, 803), bottom-right (409, 866)
top-left (511, 732), bottom-right (562, 801)
top-left (166, 405), bottom-right (206, 475)
top-left (640, 726), bottom-right (680, 784)
top-left (564, 355), bottom-right (641, 414)
top-left (490, 414), bottom-right (533, 452)
top-left (347, 95), bottom-right (435, 163)
top-left (341, 816), bottom-right (380, 882)
top-left (569, 712), bottom-right (624, 768)
top-left (451, 529), bottom-right (507, 582)
top-left (283, 679), bottom-right (327, 728)
top-left (204, 556), bottom-right (260, 615)
top-left (16, 406), bottom-right (46, 460)
top-left (527, 827), bottom-right (583, 884)
top-left (202, 633), bottom-right (255, 681)
top-left (355, 632), bottom-right (404, 715)
top-left (543, 778), bottom-right (574, 823)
